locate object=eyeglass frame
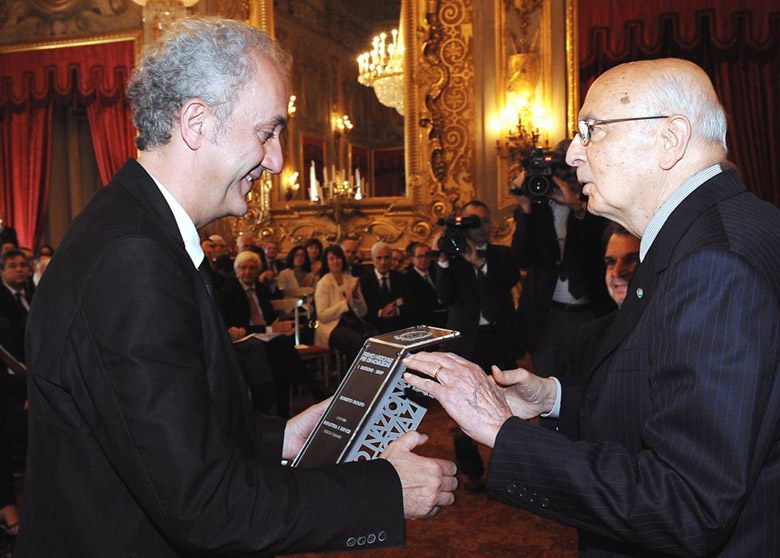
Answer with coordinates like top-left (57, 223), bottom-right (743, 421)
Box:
top-left (575, 115), bottom-right (669, 146)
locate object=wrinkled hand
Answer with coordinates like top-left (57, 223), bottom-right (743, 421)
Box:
top-left (403, 352), bottom-right (512, 448)
top-left (380, 301), bottom-right (398, 318)
top-left (490, 366), bottom-right (558, 419)
top-left (282, 397), bottom-right (332, 460)
top-left (381, 431), bottom-right (457, 518)
top-left (259, 269), bottom-right (276, 284)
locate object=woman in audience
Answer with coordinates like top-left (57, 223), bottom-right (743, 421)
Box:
top-left (304, 238), bottom-right (324, 278)
top-left (277, 245), bottom-right (315, 290)
top-left (314, 245), bottom-right (370, 364)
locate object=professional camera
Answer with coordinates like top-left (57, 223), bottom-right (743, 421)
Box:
top-left (436, 213), bottom-right (481, 258)
top-left (510, 147), bottom-right (566, 199)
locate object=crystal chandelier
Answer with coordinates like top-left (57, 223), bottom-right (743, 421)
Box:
top-left (132, 0), bottom-right (200, 42)
top-left (357, 24), bottom-right (405, 116)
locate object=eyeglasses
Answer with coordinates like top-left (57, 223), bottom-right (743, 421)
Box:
top-left (576, 115), bottom-right (669, 146)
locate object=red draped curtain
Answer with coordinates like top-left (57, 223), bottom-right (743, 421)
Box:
top-left (0, 39), bottom-right (136, 248)
top-left (578, 0), bottom-right (780, 206)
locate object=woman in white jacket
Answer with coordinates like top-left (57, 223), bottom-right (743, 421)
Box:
top-left (314, 245), bottom-right (369, 363)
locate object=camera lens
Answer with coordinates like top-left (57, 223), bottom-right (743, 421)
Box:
top-left (528, 177), bottom-right (550, 197)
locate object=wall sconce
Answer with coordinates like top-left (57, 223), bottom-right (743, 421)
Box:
top-left (333, 114), bottom-right (353, 138)
top-left (495, 94), bottom-right (551, 164)
top-left (288, 95), bottom-right (297, 119)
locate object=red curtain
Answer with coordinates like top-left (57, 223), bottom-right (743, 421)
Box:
top-left (0, 39), bottom-right (136, 248)
top-left (578, 1), bottom-right (780, 205)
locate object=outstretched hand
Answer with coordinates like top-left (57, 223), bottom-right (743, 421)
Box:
top-left (491, 365), bottom-right (558, 419)
top-left (381, 431), bottom-right (457, 518)
top-left (403, 352), bottom-right (512, 448)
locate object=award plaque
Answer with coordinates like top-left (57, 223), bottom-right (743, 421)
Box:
top-left (292, 325), bottom-right (459, 468)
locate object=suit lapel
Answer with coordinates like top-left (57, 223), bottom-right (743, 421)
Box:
top-left (589, 168), bottom-right (745, 373)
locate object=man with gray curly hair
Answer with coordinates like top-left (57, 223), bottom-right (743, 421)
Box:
top-left (18, 17), bottom-right (456, 557)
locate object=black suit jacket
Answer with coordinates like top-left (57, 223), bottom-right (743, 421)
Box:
top-left (402, 267), bottom-right (447, 328)
top-left (488, 169), bottom-right (780, 556)
top-left (18, 159), bottom-right (404, 556)
top-left (359, 269), bottom-right (409, 333)
top-left (0, 285), bottom-right (29, 362)
top-left (218, 277), bottom-right (278, 332)
top-left (435, 244), bottom-right (520, 365)
top-left (512, 203), bottom-right (613, 350)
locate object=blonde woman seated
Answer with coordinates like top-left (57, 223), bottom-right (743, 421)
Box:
top-left (314, 245), bottom-right (371, 364)
top-left (277, 245), bottom-right (315, 290)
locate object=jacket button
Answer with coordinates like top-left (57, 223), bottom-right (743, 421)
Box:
top-left (541, 497), bottom-right (550, 508)
top-left (346, 537), bottom-right (356, 547)
top-left (378, 531), bottom-right (387, 542)
top-left (507, 482), bottom-right (518, 495)
top-left (357, 536), bottom-right (366, 546)
top-left (367, 533), bottom-right (376, 544)
top-left (528, 491), bottom-right (537, 503)
top-left (519, 486), bottom-right (528, 497)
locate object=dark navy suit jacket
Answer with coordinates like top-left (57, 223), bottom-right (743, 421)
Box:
top-left (488, 168), bottom-right (780, 557)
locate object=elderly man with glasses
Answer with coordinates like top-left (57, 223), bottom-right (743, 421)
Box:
top-left (404, 58), bottom-right (780, 557)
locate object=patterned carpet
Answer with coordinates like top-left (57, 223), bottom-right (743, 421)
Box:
top-left (289, 401), bottom-right (578, 558)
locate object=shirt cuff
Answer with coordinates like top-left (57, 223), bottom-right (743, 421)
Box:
top-left (437, 259), bottom-right (450, 269)
top-left (539, 376), bottom-right (562, 419)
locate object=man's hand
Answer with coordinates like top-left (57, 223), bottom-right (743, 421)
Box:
top-left (379, 301), bottom-right (398, 318)
top-left (460, 238), bottom-right (484, 268)
top-left (551, 176), bottom-right (587, 217)
top-left (259, 269), bottom-right (276, 285)
top-left (491, 366), bottom-right (558, 419)
top-left (227, 326), bottom-right (247, 341)
top-left (510, 169), bottom-right (532, 214)
top-left (282, 398), bottom-right (332, 460)
top-left (403, 352), bottom-right (512, 448)
top-left (380, 431), bottom-right (457, 518)
top-left (271, 318), bottom-right (294, 335)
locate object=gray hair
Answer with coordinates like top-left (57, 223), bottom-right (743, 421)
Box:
top-left (127, 16), bottom-right (291, 151)
top-left (371, 241), bottom-right (392, 260)
top-left (644, 66), bottom-right (728, 154)
top-left (233, 250), bottom-right (262, 272)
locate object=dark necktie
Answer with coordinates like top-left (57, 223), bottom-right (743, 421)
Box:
top-left (198, 258), bottom-right (214, 300)
top-left (15, 292), bottom-right (28, 314)
top-left (381, 275), bottom-right (390, 297)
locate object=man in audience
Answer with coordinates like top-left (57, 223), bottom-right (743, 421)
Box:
top-left (200, 236), bottom-right (216, 263)
top-left (341, 238), bottom-right (366, 277)
top-left (511, 140), bottom-right (612, 376)
top-left (402, 242), bottom-right (447, 328)
top-left (360, 241), bottom-right (409, 334)
top-left (208, 233), bottom-right (227, 259)
top-left (0, 250), bottom-right (31, 363)
top-left (261, 239), bottom-right (283, 294)
top-left (19, 17), bottom-right (456, 556)
top-left (390, 248), bottom-right (406, 272)
top-left (404, 58), bottom-right (780, 556)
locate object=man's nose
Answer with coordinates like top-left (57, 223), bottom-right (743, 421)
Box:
top-left (262, 141), bottom-right (284, 174)
top-left (566, 134), bottom-right (586, 167)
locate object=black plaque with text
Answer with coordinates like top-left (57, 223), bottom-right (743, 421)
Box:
top-left (292, 325), bottom-right (459, 468)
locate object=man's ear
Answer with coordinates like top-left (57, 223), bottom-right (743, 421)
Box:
top-left (178, 98), bottom-right (210, 151)
top-left (659, 115), bottom-right (692, 170)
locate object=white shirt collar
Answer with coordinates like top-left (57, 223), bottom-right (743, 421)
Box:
top-left (639, 164), bottom-right (722, 261)
top-left (147, 171), bottom-right (204, 269)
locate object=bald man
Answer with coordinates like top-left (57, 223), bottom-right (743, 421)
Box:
top-left (404, 58), bottom-right (780, 556)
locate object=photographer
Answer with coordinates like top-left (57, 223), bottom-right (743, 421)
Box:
top-left (433, 200), bottom-right (521, 490)
top-left (511, 139), bottom-right (612, 379)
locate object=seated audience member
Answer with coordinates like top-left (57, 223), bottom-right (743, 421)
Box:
top-left (391, 248), bottom-right (406, 272)
top-left (315, 245), bottom-right (370, 364)
top-left (341, 238), bottom-right (367, 277)
top-left (360, 242), bottom-right (409, 334)
top-left (200, 237), bottom-right (216, 264)
top-left (0, 250), bottom-right (32, 363)
top-left (264, 240), bottom-right (284, 275)
top-left (277, 245), bottom-right (315, 290)
top-left (304, 238), bottom-right (324, 278)
top-left (219, 251), bottom-right (324, 417)
top-left (208, 234), bottom-right (227, 259)
top-left (403, 242), bottom-right (447, 328)
top-left (235, 234), bottom-right (255, 254)
top-left (0, 364), bottom-right (25, 550)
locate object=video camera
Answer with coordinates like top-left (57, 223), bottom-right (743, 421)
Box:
top-left (436, 213), bottom-right (481, 259)
top-left (510, 147), bottom-right (567, 200)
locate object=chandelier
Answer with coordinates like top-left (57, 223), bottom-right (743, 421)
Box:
top-left (357, 26), bottom-right (405, 116)
top-left (132, 0), bottom-right (200, 42)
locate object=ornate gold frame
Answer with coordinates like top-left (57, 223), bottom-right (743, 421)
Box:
top-left (234, 0), bottom-right (453, 248)
top-left (0, 31), bottom-right (142, 56)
